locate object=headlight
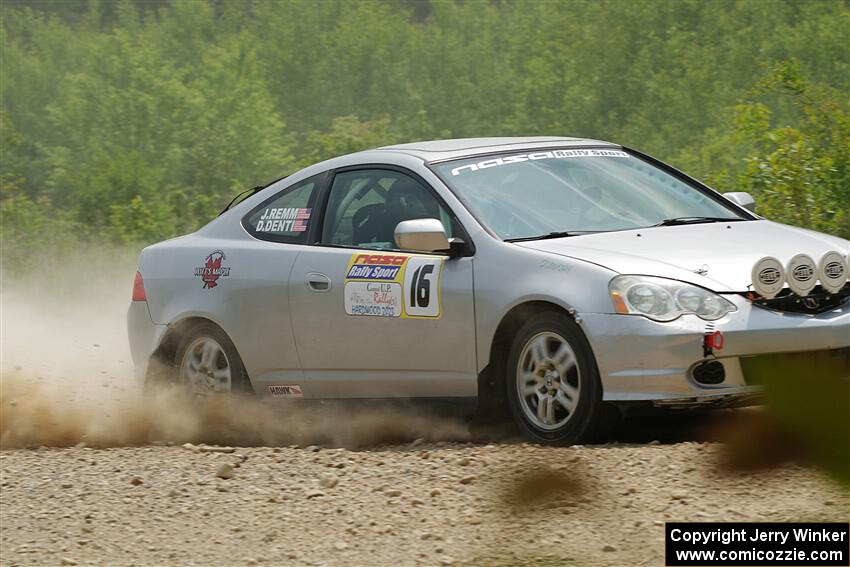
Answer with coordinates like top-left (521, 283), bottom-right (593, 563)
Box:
top-left (608, 275), bottom-right (736, 321)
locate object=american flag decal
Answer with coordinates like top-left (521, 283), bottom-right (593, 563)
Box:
top-left (292, 208), bottom-right (311, 232)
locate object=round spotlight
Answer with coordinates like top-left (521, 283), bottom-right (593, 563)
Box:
top-left (818, 251), bottom-right (848, 294)
top-left (751, 256), bottom-right (784, 299)
top-left (786, 254), bottom-right (817, 296)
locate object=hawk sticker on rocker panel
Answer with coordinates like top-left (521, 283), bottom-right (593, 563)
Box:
top-left (268, 384), bottom-right (303, 398)
top-left (255, 207), bottom-right (311, 233)
top-left (343, 253), bottom-right (443, 318)
top-left (194, 250), bottom-right (231, 289)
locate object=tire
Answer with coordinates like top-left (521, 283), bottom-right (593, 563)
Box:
top-left (173, 322), bottom-right (252, 396)
top-left (505, 311), bottom-right (607, 445)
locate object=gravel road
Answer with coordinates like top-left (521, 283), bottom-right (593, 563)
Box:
top-left (2, 257), bottom-right (847, 566)
top-left (2, 437), bottom-right (847, 567)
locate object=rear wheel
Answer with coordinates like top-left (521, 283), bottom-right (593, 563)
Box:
top-left (174, 322), bottom-right (251, 396)
top-left (506, 312), bottom-right (607, 445)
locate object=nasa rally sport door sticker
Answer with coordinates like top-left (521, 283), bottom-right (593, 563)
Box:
top-left (194, 250), bottom-right (231, 289)
top-left (786, 253), bottom-right (817, 296)
top-left (343, 253), bottom-right (443, 318)
top-left (267, 384), bottom-right (303, 398)
top-left (344, 254), bottom-right (407, 317)
top-left (818, 251), bottom-right (848, 294)
top-left (751, 256), bottom-right (784, 299)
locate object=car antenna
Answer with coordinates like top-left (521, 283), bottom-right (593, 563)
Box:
top-left (218, 175), bottom-right (288, 216)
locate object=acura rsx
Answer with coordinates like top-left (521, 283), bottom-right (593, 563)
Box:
top-left (127, 137), bottom-right (850, 444)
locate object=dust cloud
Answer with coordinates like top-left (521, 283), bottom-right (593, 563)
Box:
top-left (0, 247), bottom-right (469, 449)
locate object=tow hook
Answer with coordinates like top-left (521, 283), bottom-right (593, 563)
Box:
top-left (703, 330), bottom-right (724, 357)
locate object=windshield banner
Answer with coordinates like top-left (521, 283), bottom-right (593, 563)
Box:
top-left (450, 148), bottom-right (630, 176)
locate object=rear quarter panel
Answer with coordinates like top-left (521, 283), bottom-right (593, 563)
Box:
top-left (138, 233), bottom-right (304, 380)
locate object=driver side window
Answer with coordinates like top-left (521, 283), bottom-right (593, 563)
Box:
top-left (322, 169), bottom-right (452, 249)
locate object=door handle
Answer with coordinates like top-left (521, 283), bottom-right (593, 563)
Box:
top-left (305, 272), bottom-right (331, 292)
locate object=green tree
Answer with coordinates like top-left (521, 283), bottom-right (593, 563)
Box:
top-left (294, 115), bottom-right (405, 170)
top-left (733, 61), bottom-right (849, 238)
top-left (1, 0), bottom-right (848, 257)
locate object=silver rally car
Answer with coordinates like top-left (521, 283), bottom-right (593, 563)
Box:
top-left (128, 137), bottom-right (850, 444)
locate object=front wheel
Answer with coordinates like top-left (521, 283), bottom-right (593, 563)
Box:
top-left (174, 322), bottom-right (251, 396)
top-left (506, 312), bottom-right (607, 445)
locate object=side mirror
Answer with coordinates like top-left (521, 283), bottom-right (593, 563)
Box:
top-left (723, 191), bottom-right (756, 212)
top-left (394, 218), bottom-right (451, 254)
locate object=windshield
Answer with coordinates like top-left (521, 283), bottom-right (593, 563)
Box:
top-left (431, 148), bottom-right (750, 240)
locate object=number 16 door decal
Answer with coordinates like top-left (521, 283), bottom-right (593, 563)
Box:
top-left (343, 253), bottom-right (443, 319)
top-left (403, 257), bottom-right (442, 318)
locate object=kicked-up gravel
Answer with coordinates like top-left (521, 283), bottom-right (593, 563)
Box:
top-left (2, 439), bottom-right (847, 567)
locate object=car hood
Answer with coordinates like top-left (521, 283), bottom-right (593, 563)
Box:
top-left (517, 220), bottom-right (849, 292)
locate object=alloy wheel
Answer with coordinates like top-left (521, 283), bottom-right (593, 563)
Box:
top-left (515, 331), bottom-right (580, 430)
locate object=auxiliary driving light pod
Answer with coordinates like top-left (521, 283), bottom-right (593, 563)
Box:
top-left (786, 254), bottom-right (817, 296)
top-left (818, 251), bottom-right (848, 294)
top-left (751, 256), bottom-right (784, 299)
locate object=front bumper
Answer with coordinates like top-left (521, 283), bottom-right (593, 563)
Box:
top-left (580, 295), bottom-right (850, 406)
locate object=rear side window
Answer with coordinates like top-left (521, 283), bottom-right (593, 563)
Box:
top-left (243, 175), bottom-right (320, 243)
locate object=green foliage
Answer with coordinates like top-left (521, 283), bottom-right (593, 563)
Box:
top-left (739, 350), bottom-right (850, 487)
top-left (108, 195), bottom-right (175, 245)
top-left (1, 0), bottom-right (848, 267)
top-left (733, 62), bottom-right (850, 238)
top-left (0, 190), bottom-right (81, 271)
top-left (295, 116), bottom-right (406, 170)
